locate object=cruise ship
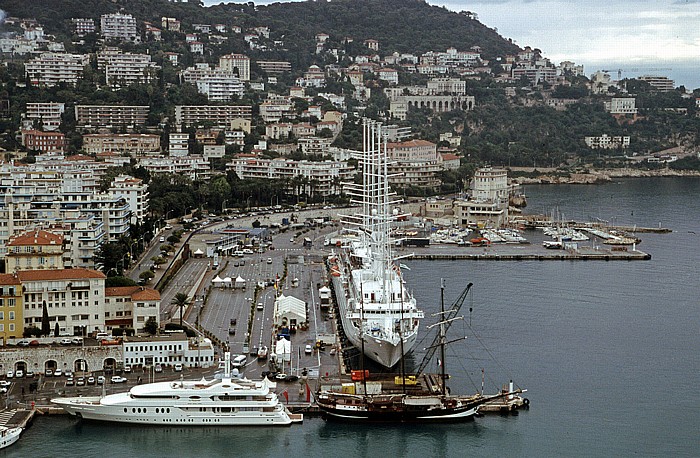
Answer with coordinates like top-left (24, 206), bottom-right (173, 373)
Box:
top-left (329, 119), bottom-right (424, 368)
top-left (51, 353), bottom-right (301, 426)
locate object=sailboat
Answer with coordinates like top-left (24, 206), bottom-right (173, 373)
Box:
top-left (329, 118), bottom-right (424, 368)
top-left (316, 280), bottom-right (522, 422)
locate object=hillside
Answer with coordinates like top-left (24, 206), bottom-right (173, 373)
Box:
top-left (1, 0), bottom-right (519, 59)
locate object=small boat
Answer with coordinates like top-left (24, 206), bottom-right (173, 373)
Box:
top-left (0, 426), bottom-right (22, 449)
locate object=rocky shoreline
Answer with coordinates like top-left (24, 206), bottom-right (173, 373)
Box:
top-left (512, 168), bottom-right (700, 185)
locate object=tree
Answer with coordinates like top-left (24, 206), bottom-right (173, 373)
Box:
top-left (171, 292), bottom-right (191, 326)
top-left (144, 317), bottom-right (158, 335)
top-left (54, 322), bottom-right (60, 338)
top-left (41, 301), bottom-right (50, 337)
top-left (139, 270), bottom-right (155, 284)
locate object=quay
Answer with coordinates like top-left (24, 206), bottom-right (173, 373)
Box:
top-left (413, 250), bottom-right (651, 261)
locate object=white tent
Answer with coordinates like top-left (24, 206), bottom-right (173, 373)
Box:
top-left (275, 337), bottom-right (291, 363)
top-left (193, 248), bottom-right (204, 257)
top-left (234, 276), bottom-right (246, 289)
top-left (212, 275), bottom-right (224, 288)
top-left (273, 294), bottom-right (306, 327)
top-left (223, 276), bottom-right (232, 288)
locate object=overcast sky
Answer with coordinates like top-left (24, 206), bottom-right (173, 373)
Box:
top-left (203, 0), bottom-right (700, 87)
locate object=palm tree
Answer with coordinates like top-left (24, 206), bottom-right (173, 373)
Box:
top-left (171, 292), bottom-right (191, 326)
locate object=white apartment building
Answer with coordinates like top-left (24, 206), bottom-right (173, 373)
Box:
top-left (108, 175), bottom-right (149, 224)
top-left (123, 333), bottom-right (216, 368)
top-left (196, 76), bottom-right (245, 101)
top-left (638, 76), bottom-right (675, 91)
top-left (82, 134), bottom-right (160, 155)
top-left (260, 95), bottom-right (294, 123)
top-left (426, 78), bottom-right (467, 94)
top-left (25, 52), bottom-right (89, 86)
top-left (470, 167), bottom-right (509, 203)
top-left (18, 268), bottom-right (107, 336)
top-left (97, 50), bottom-right (159, 88)
top-left (23, 102), bottom-right (65, 131)
top-left (75, 105), bottom-right (149, 129)
top-left (100, 13), bottom-right (138, 41)
top-left (452, 167), bottom-right (511, 228)
top-left (105, 286), bottom-right (160, 334)
top-left (386, 140), bottom-right (443, 189)
top-left (227, 157), bottom-right (354, 196)
top-left (377, 68), bottom-right (399, 85)
top-left (71, 18), bottom-right (95, 36)
top-left (174, 105), bottom-right (252, 129)
top-left (180, 64), bottom-right (236, 84)
top-left (584, 134), bottom-right (630, 149)
top-left (137, 156), bottom-right (212, 181)
top-left (298, 137), bottom-right (332, 155)
top-left (605, 97), bottom-right (638, 114)
top-left (219, 54), bottom-right (250, 81)
top-left (169, 132), bottom-right (189, 156)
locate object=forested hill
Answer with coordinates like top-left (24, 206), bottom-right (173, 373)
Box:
top-left (2, 0), bottom-right (519, 59)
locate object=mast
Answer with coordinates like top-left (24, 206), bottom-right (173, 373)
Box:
top-left (399, 269), bottom-right (406, 394)
top-left (440, 279), bottom-right (447, 396)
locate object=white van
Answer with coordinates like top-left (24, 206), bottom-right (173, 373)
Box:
top-left (232, 355), bottom-right (247, 368)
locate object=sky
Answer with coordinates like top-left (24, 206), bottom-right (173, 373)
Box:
top-left (204, 0), bottom-right (700, 88)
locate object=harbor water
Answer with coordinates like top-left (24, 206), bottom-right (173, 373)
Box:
top-left (7, 178), bottom-right (700, 457)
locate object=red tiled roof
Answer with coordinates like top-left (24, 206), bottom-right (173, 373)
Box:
top-left (105, 286), bottom-right (160, 301)
top-left (8, 230), bottom-right (63, 246)
top-left (17, 268), bottom-right (106, 281)
top-left (0, 274), bottom-right (21, 286)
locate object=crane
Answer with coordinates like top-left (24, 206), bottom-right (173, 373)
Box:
top-left (415, 281), bottom-right (473, 376)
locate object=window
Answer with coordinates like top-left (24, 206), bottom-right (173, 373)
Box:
top-left (0, 324), bottom-right (3, 331)
top-left (9, 324), bottom-right (14, 331)
top-left (8, 312), bottom-right (14, 320)
top-left (0, 312), bottom-right (3, 320)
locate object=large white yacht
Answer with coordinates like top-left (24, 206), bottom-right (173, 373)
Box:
top-left (330, 119), bottom-right (424, 368)
top-left (51, 353), bottom-right (302, 426)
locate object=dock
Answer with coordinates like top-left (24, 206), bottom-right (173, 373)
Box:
top-left (0, 408), bottom-right (35, 429)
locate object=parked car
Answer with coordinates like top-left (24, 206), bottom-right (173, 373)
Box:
top-left (65, 378), bottom-right (75, 386)
top-left (53, 369), bottom-right (62, 377)
top-left (87, 376), bottom-right (95, 385)
top-left (0, 380), bottom-right (11, 387)
top-left (267, 257), bottom-right (273, 264)
top-left (174, 363), bottom-right (183, 372)
top-left (64, 370), bottom-right (73, 378)
top-left (76, 377), bottom-right (85, 386)
top-left (124, 365), bottom-right (132, 373)
top-left (17, 340), bottom-right (30, 347)
top-left (305, 344), bottom-right (313, 354)
top-left (71, 338), bottom-right (83, 345)
top-left (60, 338), bottom-right (73, 345)
top-left (5, 371), bottom-right (13, 379)
top-left (110, 376), bottom-right (127, 384)
top-left (154, 364), bottom-right (163, 373)
top-left (25, 371), bottom-right (34, 378)
top-left (15, 370), bottom-right (23, 378)
top-left (97, 376), bottom-right (105, 385)
top-left (45, 369), bottom-right (53, 377)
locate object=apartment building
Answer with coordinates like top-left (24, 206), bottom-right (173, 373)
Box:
top-left (75, 105), bottom-right (149, 129)
top-left (196, 76), bottom-right (244, 101)
top-left (108, 175), bottom-right (149, 224)
top-left (257, 61), bottom-right (292, 74)
top-left (97, 50), bottom-right (159, 88)
top-left (226, 157), bottom-right (354, 196)
top-left (71, 18), bottom-right (95, 36)
top-left (584, 134), bottom-right (630, 149)
top-left (82, 134), bottom-right (160, 155)
top-left (386, 140), bottom-right (443, 189)
top-left (169, 132), bottom-right (190, 156)
top-left (0, 275), bottom-right (23, 342)
top-left (21, 130), bottom-right (66, 153)
top-left (18, 268), bottom-right (107, 336)
top-left (137, 156), bottom-right (212, 181)
top-left (174, 105), bottom-right (252, 129)
top-left (25, 52), bottom-right (89, 86)
top-left (638, 76), bottom-right (675, 92)
top-left (605, 97), bottom-right (638, 114)
top-left (5, 230), bottom-right (65, 274)
top-left (23, 102), bottom-right (65, 131)
top-left (219, 54), bottom-right (251, 81)
top-left (100, 13), bottom-right (138, 41)
top-left (298, 136), bottom-right (332, 155)
top-left (104, 286), bottom-right (161, 333)
top-left (260, 96), bottom-right (294, 123)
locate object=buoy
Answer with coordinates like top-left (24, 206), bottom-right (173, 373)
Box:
top-left (522, 398), bottom-right (530, 407)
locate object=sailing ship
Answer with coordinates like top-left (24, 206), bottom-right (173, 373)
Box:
top-left (316, 280), bottom-right (523, 422)
top-left (329, 119), bottom-right (423, 368)
top-left (51, 352), bottom-right (302, 426)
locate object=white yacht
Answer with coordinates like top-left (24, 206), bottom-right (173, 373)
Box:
top-left (0, 426), bottom-right (21, 449)
top-left (330, 119), bottom-right (424, 368)
top-left (51, 353), bottom-right (302, 426)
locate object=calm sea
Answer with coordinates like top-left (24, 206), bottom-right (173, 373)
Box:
top-left (7, 178), bottom-right (700, 458)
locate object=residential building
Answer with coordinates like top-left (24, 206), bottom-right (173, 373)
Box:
top-left (605, 97), bottom-right (638, 114)
top-left (75, 105), bottom-right (149, 129)
top-left (5, 230), bottom-right (65, 274)
top-left (23, 102), bottom-right (65, 131)
top-left (219, 54), bottom-right (250, 81)
top-left (25, 52), bottom-right (89, 86)
top-left (377, 68), bottom-right (399, 85)
top-left (137, 156), bottom-right (211, 181)
top-left (364, 39), bottom-right (379, 51)
top-left (203, 144), bottom-right (226, 159)
top-left (100, 13), bottom-right (138, 41)
top-left (161, 17), bottom-right (181, 32)
top-left (298, 136), bottom-right (332, 155)
top-left (258, 61), bottom-right (292, 74)
top-left (71, 18), bottom-right (95, 36)
top-left (97, 50), bottom-right (159, 88)
top-left (190, 41), bottom-right (204, 55)
top-left (169, 132), bottom-right (190, 156)
top-left (638, 75), bottom-right (675, 91)
top-left (0, 274), bottom-right (22, 342)
top-left (226, 157), bottom-right (354, 196)
top-left (18, 268), bottom-right (107, 336)
top-left (584, 134), bottom-right (630, 149)
top-left (104, 286), bottom-right (160, 333)
top-left (453, 167), bottom-right (510, 227)
top-left (196, 76), bottom-right (245, 101)
top-left (386, 140), bottom-right (442, 188)
top-left (174, 105), bottom-right (252, 129)
top-left (108, 175), bottom-right (149, 225)
top-left (82, 134), bottom-right (160, 155)
top-left (21, 130), bottom-right (66, 153)
top-left (259, 96), bottom-right (293, 123)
